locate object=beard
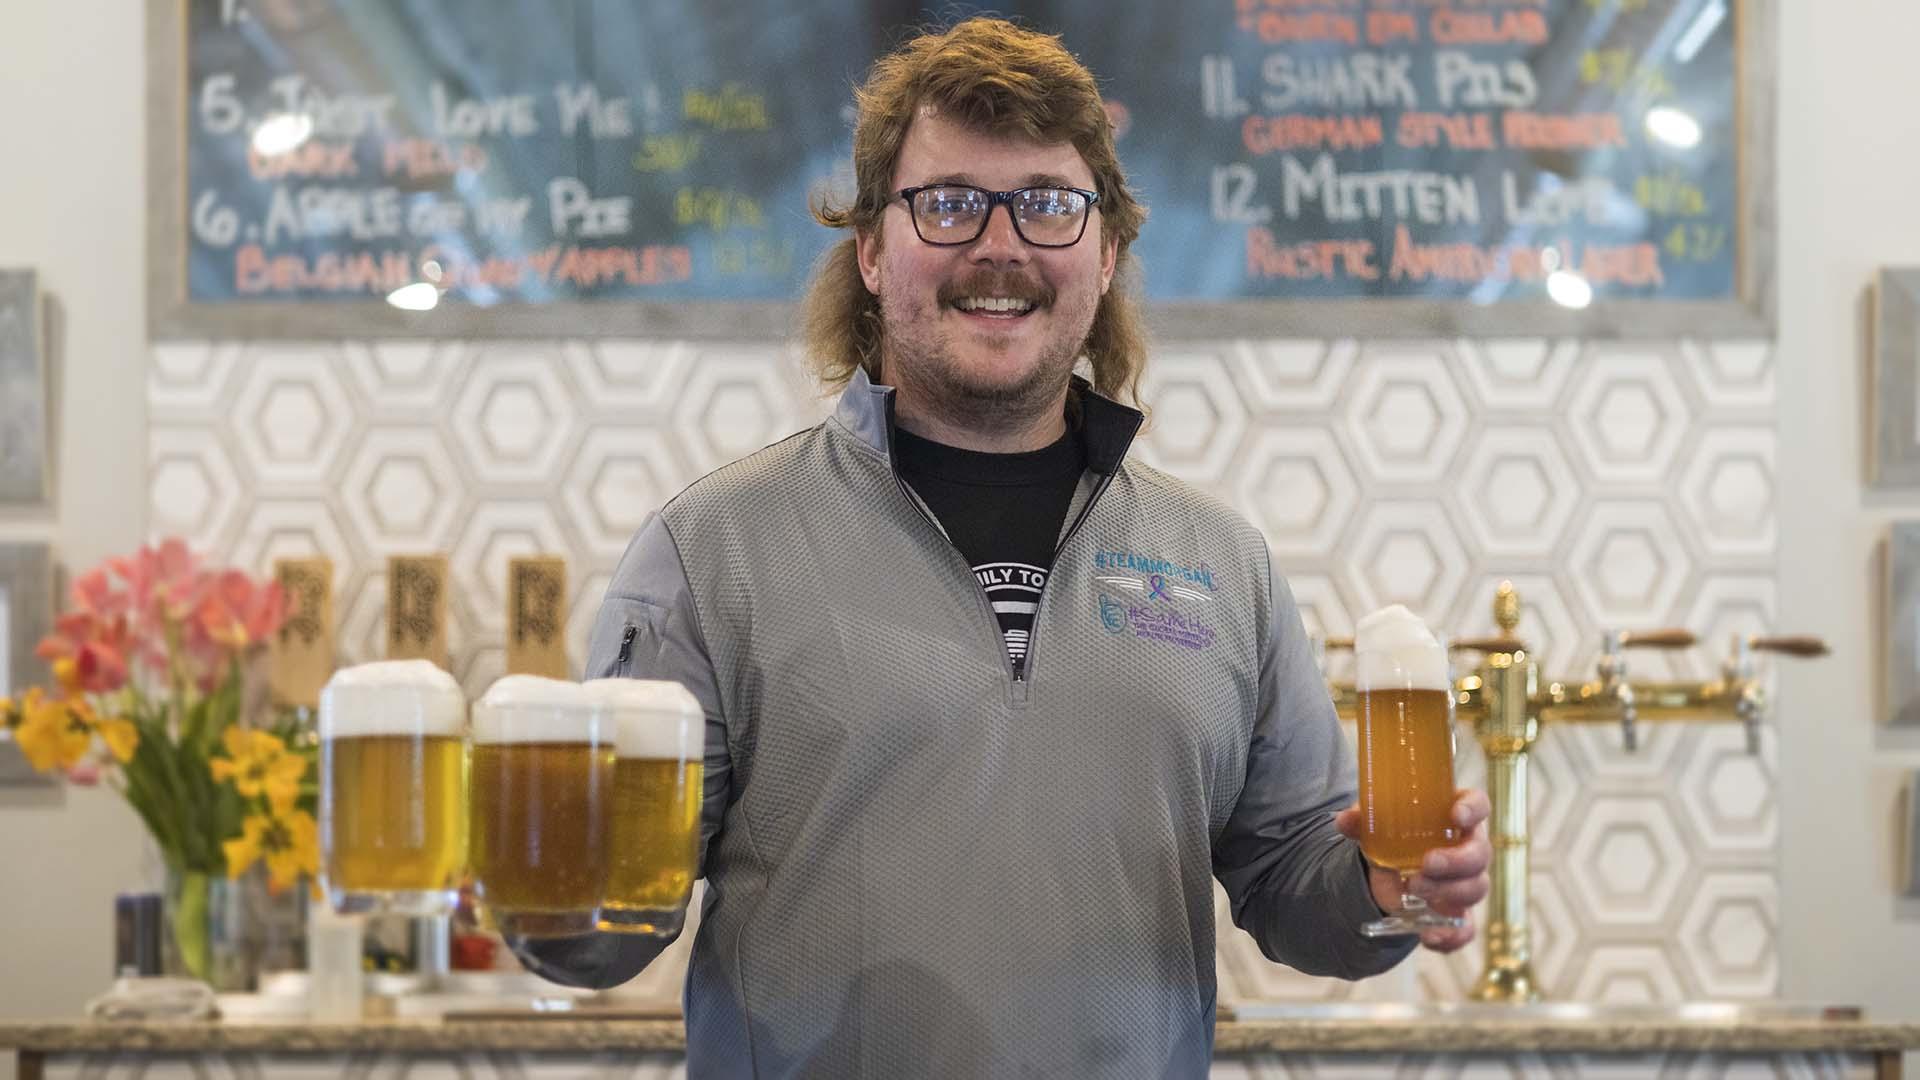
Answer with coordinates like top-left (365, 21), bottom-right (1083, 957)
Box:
top-left (876, 267), bottom-right (1096, 439)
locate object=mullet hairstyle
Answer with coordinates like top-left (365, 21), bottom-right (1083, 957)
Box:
top-left (802, 17), bottom-right (1150, 410)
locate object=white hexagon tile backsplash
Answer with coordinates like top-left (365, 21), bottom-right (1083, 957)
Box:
top-left (148, 336), bottom-right (1777, 1006)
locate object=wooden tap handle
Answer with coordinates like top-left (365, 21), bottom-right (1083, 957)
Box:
top-left (1449, 636), bottom-right (1525, 654)
top-left (1748, 635), bottom-right (1831, 658)
top-left (1618, 628), bottom-right (1696, 649)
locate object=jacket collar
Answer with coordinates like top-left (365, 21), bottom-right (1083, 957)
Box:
top-left (831, 366), bottom-right (1143, 476)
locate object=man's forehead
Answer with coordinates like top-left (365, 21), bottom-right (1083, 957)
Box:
top-left (895, 107), bottom-right (1094, 185)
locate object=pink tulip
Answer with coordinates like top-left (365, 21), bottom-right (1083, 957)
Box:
top-left (197, 571), bottom-right (291, 651)
top-left (37, 540), bottom-right (288, 697)
top-left (36, 613), bottom-right (132, 694)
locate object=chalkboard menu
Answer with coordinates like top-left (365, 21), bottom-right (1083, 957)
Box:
top-left (150, 0), bottom-right (1772, 338)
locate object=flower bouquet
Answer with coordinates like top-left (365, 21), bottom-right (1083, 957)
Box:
top-left (0, 540), bottom-right (313, 986)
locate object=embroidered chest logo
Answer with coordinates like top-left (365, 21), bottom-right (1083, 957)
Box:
top-left (1092, 550), bottom-right (1220, 650)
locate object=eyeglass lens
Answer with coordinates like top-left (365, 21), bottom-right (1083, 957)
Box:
top-left (910, 187), bottom-right (1090, 246)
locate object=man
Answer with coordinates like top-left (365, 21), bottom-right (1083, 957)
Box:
top-left (517, 17), bottom-right (1491, 1076)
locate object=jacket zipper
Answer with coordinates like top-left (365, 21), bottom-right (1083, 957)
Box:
top-left (889, 449), bottom-right (1130, 702)
top-left (615, 624), bottom-right (638, 673)
top-left (882, 394), bottom-right (1142, 700)
top-left (1015, 466), bottom-right (1124, 697)
top-left (891, 471), bottom-right (1013, 679)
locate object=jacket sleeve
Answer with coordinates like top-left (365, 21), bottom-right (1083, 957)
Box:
top-left (1209, 546), bottom-right (1416, 979)
top-left (508, 511), bottom-right (733, 990)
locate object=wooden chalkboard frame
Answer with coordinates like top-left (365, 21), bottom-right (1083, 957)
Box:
top-left (147, 0), bottom-right (1775, 341)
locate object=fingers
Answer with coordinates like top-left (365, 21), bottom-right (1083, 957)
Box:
top-left (1332, 802), bottom-right (1361, 842)
top-left (1405, 872), bottom-right (1488, 915)
top-left (1418, 915), bottom-right (1476, 953)
top-left (1422, 820), bottom-right (1492, 881)
top-left (1452, 787), bottom-right (1491, 831)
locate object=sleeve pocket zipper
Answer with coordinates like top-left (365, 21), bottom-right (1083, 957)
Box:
top-left (615, 623), bottom-right (639, 673)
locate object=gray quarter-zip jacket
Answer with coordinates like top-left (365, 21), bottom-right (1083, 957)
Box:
top-left (517, 368), bottom-right (1413, 1077)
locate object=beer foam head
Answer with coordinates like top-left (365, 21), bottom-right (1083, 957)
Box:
top-left (584, 678), bottom-right (701, 759)
top-left (471, 675), bottom-right (606, 745)
top-left (319, 660), bottom-right (466, 739)
top-left (1354, 604), bottom-right (1449, 692)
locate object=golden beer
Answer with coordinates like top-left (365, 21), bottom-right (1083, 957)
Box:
top-left (324, 734), bottom-right (466, 890)
top-left (592, 678), bottom-right (705, 936)
top-left (468, 676), bottom-right (613, 938)
top-left (319, 660), bottom-right (469, 916)
top-left (604, 759), bottom-right (703, 920)
top-left (1353, 604), bottom-right (1465, 937)
top-left (1356, 687), bottom-right (1459, 872)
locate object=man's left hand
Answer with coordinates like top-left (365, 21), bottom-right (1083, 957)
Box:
top-left (1333, 788), bottom-right (1492, 953)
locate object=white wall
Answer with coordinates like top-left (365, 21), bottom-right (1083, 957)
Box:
top-left (1774, 0), bottom-right (1920, 1034)
top-left (0, 0), bottom-right (153, 1069)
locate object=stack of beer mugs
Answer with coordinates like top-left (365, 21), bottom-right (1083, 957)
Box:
top-left (316, 661), bottom-right (704, 942)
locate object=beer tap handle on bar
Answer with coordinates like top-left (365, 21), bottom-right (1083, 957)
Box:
top-left (1615, 628), bottom-right (1698, 650)
top-left (1599, 628), bottom-right (1695, 751)
top-left (1748, 635), bottom-right (1831, 658)
top-left (1450, 635), bottom-right (1526, 655)
top-left (1724, 633), bottom-right (1832, 753)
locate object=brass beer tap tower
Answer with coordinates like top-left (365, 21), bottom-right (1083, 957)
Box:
top-left (1324, 582), bottom-right (1829, 1003)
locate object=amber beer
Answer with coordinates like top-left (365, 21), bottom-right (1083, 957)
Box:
top-left (319, 660), bottom-right (468, 916)
top-left (1356, 687), bottom-right (1459, 870)
top-left (1354, 607), bottom-right (1460, 874)
top-left (593, 679), bottom-right (704, 936)
top-left (468, 676), bottom-right (614, 938)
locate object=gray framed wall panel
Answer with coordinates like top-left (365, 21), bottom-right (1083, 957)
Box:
top-left (0, 271), bottom-right (50, 504)
top-left (1872, 269), bottom-right (1920, 488)
top-left (1889, 523), bottom-right (1920, 728)
top-left (148, 0), bottom-right (1775, 340)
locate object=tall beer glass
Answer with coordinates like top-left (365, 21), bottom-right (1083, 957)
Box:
top-left (468, 676), bottom-right (614, 938)
top-left (592, 679), bottom-right (704, 936)
top-left (319, 660), bottom-right (468, 916)
top-left (1353, 604), bottom-right (1466, 937)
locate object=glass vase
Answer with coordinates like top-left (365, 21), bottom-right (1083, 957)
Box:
top-left (162, 866), bottom-right (307, 991)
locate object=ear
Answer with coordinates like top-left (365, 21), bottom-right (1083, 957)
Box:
top-left (1098, 233), bottom-right (1118, 295)
top-left (855, 227), bottom-right (883, 296)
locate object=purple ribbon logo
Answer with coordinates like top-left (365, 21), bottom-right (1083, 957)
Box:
top-left (1147, 574), bottom-right (1171, 601)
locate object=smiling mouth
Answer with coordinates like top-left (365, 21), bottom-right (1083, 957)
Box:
top-left (949, 295), bottom-right (1038, 318)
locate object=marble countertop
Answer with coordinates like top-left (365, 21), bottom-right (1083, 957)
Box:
top-left (4, 1013), bottom-right (1919, 1056)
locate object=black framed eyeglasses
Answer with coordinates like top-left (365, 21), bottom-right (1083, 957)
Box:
top-left (894, 184), bottom-right (1102, 248)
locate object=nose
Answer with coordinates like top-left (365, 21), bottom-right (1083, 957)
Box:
top-left (967, 202), bottom-right (1031, 267)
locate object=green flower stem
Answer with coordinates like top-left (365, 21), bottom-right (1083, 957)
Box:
top-left (170, 870), bottom-right (211, 982)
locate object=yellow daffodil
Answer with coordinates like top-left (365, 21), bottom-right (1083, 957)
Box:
top-left (225, 805), bottom-right (320, 894)
top-left (223, 815), bottom-right (266, 877)
top-left (14, 689), bottom-right (94, 772)
top-left (51, 656), bottom-right (82, 696)
top-left (0, 696), bottom-right (17, 730)
top-left (96, 715), bottom-right (139, 764)
top-left (210, 728), bottom-right (306, 805)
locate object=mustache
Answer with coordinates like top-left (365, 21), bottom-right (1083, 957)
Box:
top-left (937, 271), bottom-right (1053, 309)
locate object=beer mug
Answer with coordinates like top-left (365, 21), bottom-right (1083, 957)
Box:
top-left (468, 676), bottom-right (615, 938)
top-left (1353, 604), bottom-right (1466, 937)
top-left (591, 679), bottom-right (704, 936)
top-left (319, 660), bottom-right (469, 916)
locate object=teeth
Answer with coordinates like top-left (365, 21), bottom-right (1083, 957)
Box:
top-left (954, 296), bottom-right (1034, 314)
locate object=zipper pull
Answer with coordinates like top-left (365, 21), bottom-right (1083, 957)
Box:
top-left (616, 624), bottom-right (638, 665)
